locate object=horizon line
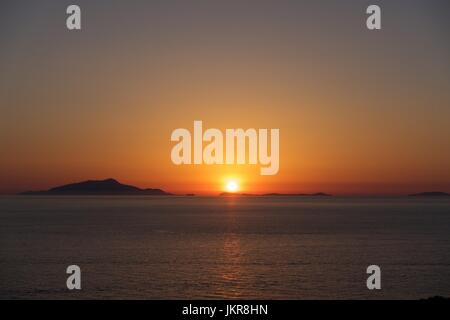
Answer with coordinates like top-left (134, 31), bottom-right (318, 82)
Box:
top-left (1, 178), bottom-right (449, 197)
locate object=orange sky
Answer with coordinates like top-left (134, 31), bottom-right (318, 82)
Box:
top-left (1, 1), bottom-right (449, 195)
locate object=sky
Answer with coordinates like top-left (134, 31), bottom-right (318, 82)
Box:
top-left (1, 0), bottom-right (449, 195)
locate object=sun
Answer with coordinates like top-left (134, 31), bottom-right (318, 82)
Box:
top-left (226, 181), bottom-right (239, 192)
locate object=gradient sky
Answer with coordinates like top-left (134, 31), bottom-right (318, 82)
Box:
top-left (1, 0), bottom-right (449, 195)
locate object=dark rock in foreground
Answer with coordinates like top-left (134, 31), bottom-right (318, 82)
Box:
top-left (20, 178), bottom-right (172, 196)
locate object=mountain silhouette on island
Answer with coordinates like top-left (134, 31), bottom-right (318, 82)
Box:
top-left (20, 178), bottom-right (172, 196)
top-left (19, 180), bottom-right (448, 197)
top-left (408, 191), bottom-right (450, 197)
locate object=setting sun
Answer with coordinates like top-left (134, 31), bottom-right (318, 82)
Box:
top-left (226, 181), bottom-right (239, 193)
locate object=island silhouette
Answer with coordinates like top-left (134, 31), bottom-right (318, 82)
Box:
top-left (20, 178), bottom-right (172, 196)
top-left (408, 191), bottom-right (450, 197)
top-left (219, 192), bottom-right (332, 197)
top-left (18, 178), bottom-right (449, 197)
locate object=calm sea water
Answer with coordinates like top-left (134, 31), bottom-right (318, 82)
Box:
top-left (0, 196), bottom-right (449, 299)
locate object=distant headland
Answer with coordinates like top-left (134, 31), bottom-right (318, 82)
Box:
top-left (219, 192), bottom-right (332, 197)
top-left (20, 178), bottom-right (172, 196)
top-left (17, 180), bottom-right (450, 197)
top-left (262, 192), bottom-right (332, 197)
top-left (408, 191), bottom-right (450, 197)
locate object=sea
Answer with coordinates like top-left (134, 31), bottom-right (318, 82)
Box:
top-left (0, 196), bottom-right (449, 299)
